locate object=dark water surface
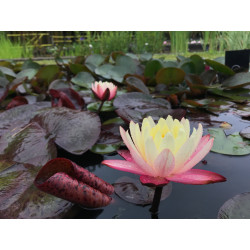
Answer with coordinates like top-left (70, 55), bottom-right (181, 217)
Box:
top-left (58, 110), bottom-right (250, 219)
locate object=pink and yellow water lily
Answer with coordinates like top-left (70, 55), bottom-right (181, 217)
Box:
top-left (102, 116), bottom-right (226, 186)
top-left (92, 81), bottom-right (117, 101)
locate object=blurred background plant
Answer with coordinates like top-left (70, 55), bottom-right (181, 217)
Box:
top-left (0, 31), bottom-right (249, 60)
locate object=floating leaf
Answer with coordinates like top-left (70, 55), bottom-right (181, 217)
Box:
top-left (144, 60), bottom-right (163, 78)
top-left (49, 79), bottom-right (71, 89)
top-left (49, 88), bottom-right (85, 110)
top-left (0, 122), bottom-right (57, 166)
top-left (240, 126), bottom-right (250, 140)
top-left (125, 75), bottom-right (149, 94)
top-left (208, 128), bottom-right (250, 155)
top-left (95, 64), bottom-right (114, 79)
top-left (114, 92), bottom-right (171, 110)
top-left (16, 68), bottom-right (38, 80)
top-left (21, 59), bottom-right (41, 70)
top-left (205, 59), bottom-right (235, 76)
top-left (69, 63), bottom-right (86, 75)
top-left (116, 107), bottom-right (186, 124)
top-left (222, 72), bottom-right (250, 89)
top-left (0, 66), bottom-right (16, 78)
top-left (0, 161), bottom-right (75, 219)
top-left (32, 107), bottom-right (101, 155)
top-left (85, 54), bottom-right (105, 71)
top-left (218, 192), bottom-right (250, 219)
top-left (200, 70), bottom-right (217, 85)
top-left (91, 143), bottom-right (121, 155)
top-left (87, 101), bottom-right (115, 112)
top-left (156, 67), bottom-right (185, 85)
top-left (179, 58), bottom-right (196, 75)
top-left (71, 71), bottom-right (95, 88)
top-left (190, 54), bottom-right (205, 74)
top-left (36, 65), bottom-right (60, 84)
top-left (6, 96), bottom-right (28, 110)
top-left (34, 158), bottom-right (114, 208)
top-left (114, 176), bottom-right (172, 205)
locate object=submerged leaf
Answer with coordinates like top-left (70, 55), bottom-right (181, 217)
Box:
top-left (114, 176), bottom-right (172, 205)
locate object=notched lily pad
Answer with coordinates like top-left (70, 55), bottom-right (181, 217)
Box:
top-left (208, 128), bottom-right (250, 155)
top-left (31, 107), bottom-right (101, 155)
top-left (114, 176), bottom-right (172, 205)
top-left (218, 192), bottom-right (250, 219)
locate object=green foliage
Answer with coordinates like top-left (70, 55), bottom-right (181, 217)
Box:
top-left (169, 31), bottom-right (190, 54)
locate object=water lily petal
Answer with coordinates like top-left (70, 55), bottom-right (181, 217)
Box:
top-left (117, 150), bottom-right (133, 162)
top-left (144, 136), bottom-right (158, 171)
top-left (167, 169), bottom-right (226, 185)
top-left (179, 137), bottom-right (214, 173)
top-left (154, 149), bottom-right (175, 177)
top-left (102, 160), bottom-right (145, 175)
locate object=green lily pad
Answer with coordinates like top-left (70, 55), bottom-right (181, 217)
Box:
top-left (190, 54), bottom-right (205, 74)
top-left (36, 65), bottom-right (60, 84)
top-left (87, 101), bottom-right (115, 112)
top-left (205, 59), bottom-right (235, 76)
top-left (0, 66), bottom-right (16, 78)
top-left (144, 60), bottom-right (163, 78)
top-left (71, 72), bottom-right (95, 88)
top-left (95, 64), bottom-right (114, 79)
top-left (222, 72), bottom-right (250, 89)
top-left (156, 67), bottom-right (185, 85)
top-left (91, 143), bottom-right (121, 155)
top-left (85, 54), bottom-right (105, 72)
top-left (208, 128), bottom-right (250, 155)
top-left (21, 59), bottom-right (41, 70)
top-left (218, 192), bottom-right (250, 219)
top-left (16, 68), bottom-right (38, 80)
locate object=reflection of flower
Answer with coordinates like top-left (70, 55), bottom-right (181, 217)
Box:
top-left (102, 116), bottom-right (226, 186)
top-left (91, 81), bottom-right (117, 101)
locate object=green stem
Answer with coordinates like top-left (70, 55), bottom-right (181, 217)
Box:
top-left (97, 100), bottom-right (105, 114)
top-left (149, 186), bottom-right (163, 217)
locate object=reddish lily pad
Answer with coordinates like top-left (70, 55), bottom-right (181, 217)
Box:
top-left (6, 96), bottom-right (28, 110)
top-left (49, 88), bottom-right (85, 110)
top-left (31, 107), bottom-right (101, 155)
top-left (34, 158), bottom-right (114, 208)
top-left (114, 176), bottom-right (172, 205)
top-left (0, 161), bottom-right (76, 219)
top-left (0, 122), bottom-right (57, 166)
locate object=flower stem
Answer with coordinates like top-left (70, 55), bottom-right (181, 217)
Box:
top-left (97, 100), bottom-right (105, 114)
top-left (149, 186), bottom-right (163, 217)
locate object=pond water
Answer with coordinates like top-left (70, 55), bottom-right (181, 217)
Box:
top-left (57, 110), bottom-right (250, 219)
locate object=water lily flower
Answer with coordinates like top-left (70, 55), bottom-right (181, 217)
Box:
top-left (102, 116), bottom-right (226, 186)
top-left (92, 81), bottom-right (117, 101)
top-left (163, 41), bottom-right (167, 45)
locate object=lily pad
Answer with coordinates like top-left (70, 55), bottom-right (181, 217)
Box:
top-left (95, 64), bottom-right (115, 79)
top-left (71, 71), bottom-right (95, 88)
top-left (16, 68), bottom-right (38, 80)
top-left (190, 54), bottom-right (205, 74)
top-left (218, 192), bottom-right (250, 219)
top-left (21, 59), bottom-right (41, 70)
top-left (0, 161), bottom-right (75, 219)
top-left (114, 92), bottom-right (171, 110)
top-left (125, 75), bottom-right (149, 94)
top-left (222, 72), bottom-right (250, 89)
top-left (240, 126), bottom-right (250, 140)
top-left (49, 88), bottom-right (85, 110)
top-left (36, 65), bottom-right (60, 84)
top-left (49, 79), bottom-right (71, 89)
top-left (87, 101), bottom-right (115, 112)
top-left (85, 54), bottom-right (105, 72)
top-left (144, 60), bottom-right (163, 78)
top-left (91, 143), bottom-right (121, 155)
top-left (0, 66), bottom-right (16, 78)
top-left (208, 128), bottom-right (250, 155)
top-left (205, 59), bottom-right (235, 76)
top-left (114, 176), bottom-right (172, 205)
top-left (156, 67), bottom-right (185, 85)
top-left (32, 107), bottom-right (101, 155)
top-left (0, 122), bottom-right (57, 166)
top-left (6, 96), bottom-right (28, 110)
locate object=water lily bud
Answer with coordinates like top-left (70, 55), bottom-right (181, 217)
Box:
top-left (91, 81), bottom-right (117, 101)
